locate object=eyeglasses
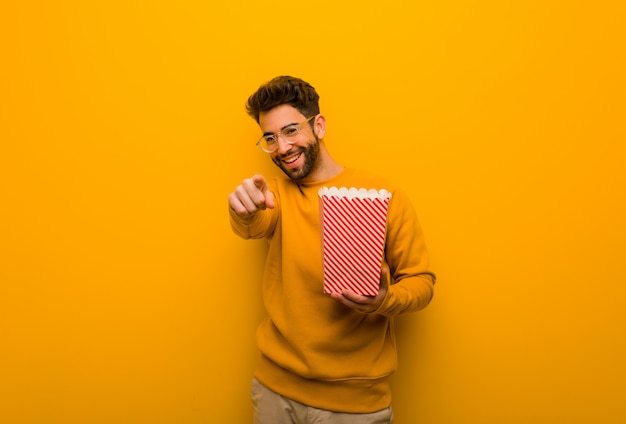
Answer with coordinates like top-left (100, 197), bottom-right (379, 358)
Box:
top-left (255, 115), bottom-right (316, 153)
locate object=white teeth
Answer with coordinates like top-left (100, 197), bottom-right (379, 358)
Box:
top-left (283, 153), bottom-right (301, 164)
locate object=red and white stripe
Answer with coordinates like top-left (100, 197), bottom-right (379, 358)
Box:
top-left (319, 188), bottom-right (391, 296)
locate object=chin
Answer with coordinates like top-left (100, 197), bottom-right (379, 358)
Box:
top-left (283, 168), bottom-right (307, 181)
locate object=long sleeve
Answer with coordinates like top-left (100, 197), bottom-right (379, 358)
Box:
top-left (374, 187), bottom-right (436, 316)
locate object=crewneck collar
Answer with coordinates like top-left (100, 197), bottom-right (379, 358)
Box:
top-left (293, 166), bottom-right (348, 189)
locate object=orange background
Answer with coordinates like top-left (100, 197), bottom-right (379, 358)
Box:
top-left (1, 1), bottom-right (625, 423)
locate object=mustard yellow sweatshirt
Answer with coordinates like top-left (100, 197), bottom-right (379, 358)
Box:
top-left (229, 167), bottom-right (436, 413)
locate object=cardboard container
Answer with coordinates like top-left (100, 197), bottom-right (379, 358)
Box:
top-left (318, 187), bottom-right (392, 296)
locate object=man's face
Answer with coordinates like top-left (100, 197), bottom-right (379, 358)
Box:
top-left (259, 104), bottom-right (321, 182)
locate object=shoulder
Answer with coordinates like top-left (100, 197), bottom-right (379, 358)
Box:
top-left (339, 167), bottom-right (404, 195)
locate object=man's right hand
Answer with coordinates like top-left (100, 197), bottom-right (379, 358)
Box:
top-left (228, 174), bottom-right (275, 218)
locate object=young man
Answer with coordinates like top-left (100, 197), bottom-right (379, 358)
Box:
top-left (228, 76), bottom-right (436, 423)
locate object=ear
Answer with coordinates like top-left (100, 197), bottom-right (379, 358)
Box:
top-left (313, 114), bottom-right (326, 139)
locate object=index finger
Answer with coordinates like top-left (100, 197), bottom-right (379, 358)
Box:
top-left (252, 174), bottom-right (275, 209)
top-left (252, 174), bottom-right (268, 192)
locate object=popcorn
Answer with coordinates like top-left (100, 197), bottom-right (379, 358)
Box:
top-left (319, 187), bottom-right (392, 296)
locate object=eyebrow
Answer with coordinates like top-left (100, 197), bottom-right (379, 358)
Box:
top-left (262, 122), bottom-right (299, 137)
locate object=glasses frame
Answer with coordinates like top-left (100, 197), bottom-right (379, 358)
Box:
top-left (255, 115), bottom-right (317, 153)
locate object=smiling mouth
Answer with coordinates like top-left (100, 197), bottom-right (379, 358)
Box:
top-left (282, 152), bottom-right (302, 165)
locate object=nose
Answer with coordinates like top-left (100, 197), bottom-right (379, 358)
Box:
top-left (275, 136), bottom-right (293, 154)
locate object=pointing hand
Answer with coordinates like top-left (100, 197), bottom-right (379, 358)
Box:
top-left (228, 174), bottom-right (275, 218)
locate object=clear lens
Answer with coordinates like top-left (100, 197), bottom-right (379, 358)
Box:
top-left (255, 116), bottom-right (315, 153)
top-left (259, 137), bottom-right (277, 152)
top-left (281, 125), bottom-right (300, 138)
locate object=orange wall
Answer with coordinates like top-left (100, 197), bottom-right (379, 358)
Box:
top-left (2, 1), bottom-right (625, 423)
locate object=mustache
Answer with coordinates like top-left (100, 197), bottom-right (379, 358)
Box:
top-left (275, 147), bottom-right (304, 159)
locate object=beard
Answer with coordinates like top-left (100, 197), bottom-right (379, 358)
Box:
top-left (272, 136), bottom-right (321, 181)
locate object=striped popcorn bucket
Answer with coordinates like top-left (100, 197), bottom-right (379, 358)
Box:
top-left (318, 187), bottom-right (392, 296)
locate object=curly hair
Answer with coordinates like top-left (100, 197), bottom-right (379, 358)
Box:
top-left (246, 76), bottom-right (320, 123)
